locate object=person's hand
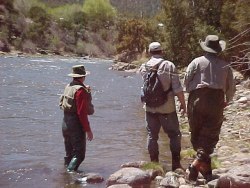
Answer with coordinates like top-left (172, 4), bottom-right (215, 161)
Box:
top-left (85, 85), bottom-right (91, 92)
top-left (86, 131), bottom-right (93, 141)
top-left (179, 103), bottom-right (186, 116)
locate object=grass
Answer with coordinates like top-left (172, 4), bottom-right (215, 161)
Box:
top-left (211, 156), bottom-right (221, 169)
top-left (141, 162), bottom-right (164, 174)
top-left (181, 148), bottom-right (196, 159)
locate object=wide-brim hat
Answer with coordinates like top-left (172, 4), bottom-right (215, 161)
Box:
top-left (68, 64), bottom-right (90, 78)
top-left (199, 35), bottom-right (226, 53)
top-left (149, 42), bottom-right (162, 52)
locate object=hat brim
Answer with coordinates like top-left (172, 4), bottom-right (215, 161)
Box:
top-left (200, 40), bottom-right (226, 53)
top-left (68, 71), bottom-right (90, 77)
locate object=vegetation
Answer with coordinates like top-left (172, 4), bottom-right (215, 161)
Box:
top-left (0, 0), bottom-right (249, 77)
top-left (141, 162), bottom-right (164, 175)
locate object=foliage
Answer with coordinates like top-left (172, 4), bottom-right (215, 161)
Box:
top-left (48, 4), bottom-right (82, 21)
top-left (13, 0), bottom-right (47, 16)
top-left (116, 18), bottom-right (150, 53)
top-left (1, 0), bottom-right (249, 76)
top-left (25, 6), bottom-right (51, 48)
top-left (161, 0), bottom-right (194, 66)
top-left (141, 162), bottom-right (164, 174)
top-left (82, 0), bottom-right (117, 31)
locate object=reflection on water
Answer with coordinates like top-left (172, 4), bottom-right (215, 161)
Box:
top-left (0, 56), bottom-right (190, 188)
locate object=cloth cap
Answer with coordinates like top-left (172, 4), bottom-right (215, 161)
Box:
top-left (68, 64), bottom-right (90, 78)
top-left (149, 42), bottom-right (162, 52)
top-left (199, 35), bottom-right (226, 53)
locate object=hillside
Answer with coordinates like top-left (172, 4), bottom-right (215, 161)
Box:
top-left (40, 0), bottom-right (161, 16)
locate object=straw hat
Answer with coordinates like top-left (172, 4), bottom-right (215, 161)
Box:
top-left (200, 35), bottom-right (226, 53)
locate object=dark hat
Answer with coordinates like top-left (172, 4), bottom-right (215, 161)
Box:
top-left (68, 64), bottom-right (90, 78)
top-left (199, 35), bottom-right (226, 53)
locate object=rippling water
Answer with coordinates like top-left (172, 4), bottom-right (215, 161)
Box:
top-left (0, 56), bottom-right (189, 188)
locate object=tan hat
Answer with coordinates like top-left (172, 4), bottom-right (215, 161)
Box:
top-left (199, 35), bottom-right (226, 53)
top-left (68, 64), bottom-right (90, 78)
top-left (149, 42), bottom-right (162, 52)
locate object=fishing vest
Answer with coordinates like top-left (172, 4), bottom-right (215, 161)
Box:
top-left (59, 83), bottom-right (83, 113)
top-left (59, 82), bottom-right (94, 115)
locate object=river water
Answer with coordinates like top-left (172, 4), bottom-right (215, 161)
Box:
top-left (0, 56), bottom-right (189, 188)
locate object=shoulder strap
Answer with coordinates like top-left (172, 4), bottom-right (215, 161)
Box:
top-left (146, 59), bottom-right (165, 72)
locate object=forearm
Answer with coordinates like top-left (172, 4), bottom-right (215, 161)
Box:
top-left (176, 91), bottom-right (186, 107)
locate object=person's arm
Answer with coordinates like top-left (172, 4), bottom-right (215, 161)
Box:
top-left (184, 60), bottom-right (197, 92)
top-left (225, 67), bottom-right (236, 104)
top-left (176, 91), bottom-right (186, 115)
top-left (169, 63), bottom-right (187, 115)
top-left (75, 89), bottom-right (93, 141)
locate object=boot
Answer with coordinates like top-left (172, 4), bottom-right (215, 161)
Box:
top-left (188, 163), bottom-right (199, 181)
top-left (67, 157), bottom-right (78, 172)
top-left (150, 154), bottom-right (159, 163)
top-left (187, 152), bottom-right (212, 182)
top-left (172, 154), bottom-right (183, 171)
top-left (64, 156), bottom-right (72, 167)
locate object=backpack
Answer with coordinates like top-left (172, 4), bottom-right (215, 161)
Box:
top-left (141, 61), bottom-right (172, 107)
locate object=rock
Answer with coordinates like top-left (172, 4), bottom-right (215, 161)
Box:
top-left (216, 164), bottom-right (250, 188)
top-left (207, 179), bottom-right (218, 188)
top-left (106, 167), bottom-right (151, 187)
top-left (107, 184), bottom-right (132, 188)
top-left (243, 79), bottom-right (250, 89)
top-left (160, 172), bottom-right (180, 188)
top-left (179, 185), bottom-right (193, 188)
top-left (237, 97), bottom-right (248, 104)
top-left (84, 173), bottom-right (104, 183)
top-left (121, 161), bottom-right (147, 168)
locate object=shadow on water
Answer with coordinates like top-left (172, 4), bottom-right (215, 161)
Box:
top-left (0, 56), bottom-right (191, 188)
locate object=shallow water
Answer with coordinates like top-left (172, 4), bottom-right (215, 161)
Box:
top-left (0, 56), bottom-right (190, 188)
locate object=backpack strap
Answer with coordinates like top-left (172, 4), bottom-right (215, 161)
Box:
top-left (145, 59), bottom-right (165, 72)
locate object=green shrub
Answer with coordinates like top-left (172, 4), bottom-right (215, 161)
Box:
top-left (48, 4), bottom-right (82, 21)
top-left (14, 0), bottom-right (47, 16)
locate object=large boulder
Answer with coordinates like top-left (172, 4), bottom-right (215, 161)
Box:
top-left (216, 164), bottom-right (250, 188)
top-left (106, 167), bottom-right (151, 187)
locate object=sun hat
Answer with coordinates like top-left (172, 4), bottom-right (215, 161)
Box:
top-left (68, 64), bottom-right (90, 78)
top-left (149, 42), bottom-right (162, 52)
top-left (199, 35), bottom-right (226, 53)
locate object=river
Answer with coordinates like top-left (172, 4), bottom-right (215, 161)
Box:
top-left (0, 56), bottom-right (189, 188)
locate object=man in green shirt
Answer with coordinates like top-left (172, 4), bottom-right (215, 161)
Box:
top-left (184, 35), bottom-right (235, 182)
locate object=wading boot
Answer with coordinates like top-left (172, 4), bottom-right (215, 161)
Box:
top-left (172, 155), bottom-right (184, 171)
top-left (188, 163), bottom-right (199, 182)
top-left (67, 157), bottom-right (78, 172)
top-left (188, 151), bottom-right (212, 182)
top-left (150, 154), bottom-right (159, 163)
top-left (64, 156), bottom-right (72, 167)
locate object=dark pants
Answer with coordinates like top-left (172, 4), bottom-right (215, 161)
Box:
top-left (62, 113), bottom-right (86, 171)
top-left (145, 111), bottom-right (181, 160)
top-left (187, 88), bottom-right (224, 155)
